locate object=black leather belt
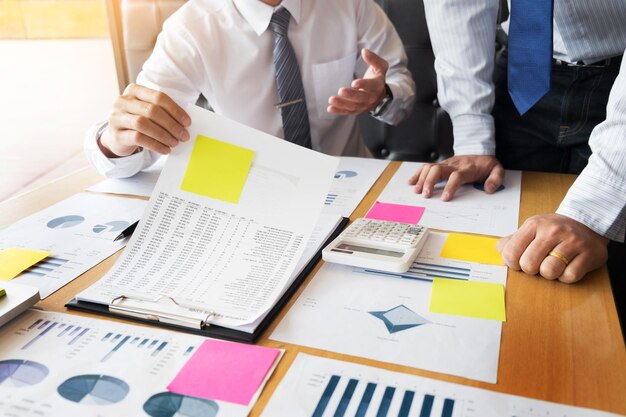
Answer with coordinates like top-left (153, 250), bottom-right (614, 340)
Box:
top-left (552, 55), bottom-right (623, 68)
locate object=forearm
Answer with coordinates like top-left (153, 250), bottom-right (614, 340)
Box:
top-left (422, 0), bottom-right (500, 155)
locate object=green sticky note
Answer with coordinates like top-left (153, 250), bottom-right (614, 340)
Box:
top-left (181, 135), bottom-right (255, 204)
top-left (429, 278), bottom-right (506, 321)
top-left (440, 233), bottom-right (503, 265)
top-left (0, 248), bottom-right (50, 281)
top-left (0, 288), bottom-right (5, 298)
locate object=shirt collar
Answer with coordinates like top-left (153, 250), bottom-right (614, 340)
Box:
top-left (233, 0), bottom-right (301, 36)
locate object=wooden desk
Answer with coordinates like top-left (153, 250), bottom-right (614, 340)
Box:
top-left (1, 163), bottom-right (625, 416)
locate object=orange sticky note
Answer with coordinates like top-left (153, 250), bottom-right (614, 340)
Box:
top-left (429, 278), bottom-right (506, 321)
top-left (0, 248), bottom-right (50, 280)
top-left (439, 233), bottom-right (503, 265)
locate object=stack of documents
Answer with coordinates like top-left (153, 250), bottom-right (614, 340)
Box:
top-left (74, 106), bottom-right (339, 337)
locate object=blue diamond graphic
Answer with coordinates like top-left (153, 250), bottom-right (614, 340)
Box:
top-left (369, 304), bottom-right (429, 334)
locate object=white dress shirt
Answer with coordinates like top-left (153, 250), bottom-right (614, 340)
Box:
top-left (556, 53), bottom-right (626, 242)
top-left (85, 0), bottom-right (415, 178)
top-left (422, 0), bottom-right (626, 156)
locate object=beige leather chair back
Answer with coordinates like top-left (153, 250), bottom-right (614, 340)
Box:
top-left (107, 0), bottom-right (187, 92)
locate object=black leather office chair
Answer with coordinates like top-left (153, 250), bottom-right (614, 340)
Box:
top-left (359, 0), bottom-right (454, 162)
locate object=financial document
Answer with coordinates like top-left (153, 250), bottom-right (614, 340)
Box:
top-left (0, 193), bottom-right (147, 298)
top-left (323, 157), bottom-right (389, 217)
top-left (0, 310), bottom-right (278, 417)
top-left (78, 106), bottom-right (338, 328)
top-left (271, 232), bottom-right (507, 383)
top-left (376, 162), bottom-right (521, 236)
top-left (262, 354), bottom-right (621, 417)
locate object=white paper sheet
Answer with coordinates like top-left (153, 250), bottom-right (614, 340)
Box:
top-left (323, 157), bottom-right (389, 217)
top-left (86, 159), bottom-right (164, 198)
top-left (78, 106), bottom-right (338, 329)
top-left (0, 310), bottom-right (280, 417)
top-left (271, 232), bottom-right (506, 383)
top-left (262, 353), bottom-right (620, 417)
top-left (375, 162), bottom-right (521, 236)
top-left (0, 193), bottom-right (147, 298)
top-left (236, 213), bottom-right (344, 333)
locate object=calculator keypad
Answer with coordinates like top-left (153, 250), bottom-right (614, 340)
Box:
top-left (342, 218), bottom-right (426, 247)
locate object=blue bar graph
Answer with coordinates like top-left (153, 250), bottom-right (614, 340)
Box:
top-left (101, 335), bottom-right (130, 362)
top-left (59, 325), bottom-right (73, 337)
top-left (111, 334), bottom-right (121, 342)
top-left (355, 383), bottom-right (377, 417)
top-left (399, 391), bottom-right (415, 417)
top-left (420, 394), bottom-right (434, 417)
top-left (312, 375), bottom-right (340, 417)
top-left (184, 346), bottom-right (194, 356)
top-left (38, 320), bottom-right (50, 329)
top-left (442, 399), bottom-right (455, 417)
top-left (28, 319), bottom-right (42, 329)
top-left (69, 328), bottom-right (89, 345)
top-left (22, 322), bottom-right (58, 350)
top-left (102, 332), bottom-right (112, 341)
top-left (149, 340), bottom-right (158, 348)
top-left (139, 338), bottom-right (148, 347)
top-left (69, 326), bottom-right (81, 336)
top-left (152, 342), bottom-right (168, 357)
top-left (376, 387), bottom-right (396, 417)
top-left (131, 337), bottom-right (140, 344)
top-left (334, 379), bottom-right (358, 417)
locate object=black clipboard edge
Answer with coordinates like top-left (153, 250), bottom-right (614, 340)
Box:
top-left (65, 217), bottom-right (349, 344)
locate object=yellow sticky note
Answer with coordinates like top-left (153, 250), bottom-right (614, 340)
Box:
top-left (181, 135), bottom-right (255, 204)
top-left (440, 233), bottom-right (503, 265)
top-left (0, 248), bottom-right (50, 281)
top-left (430, 278), bottom-right (506, 321)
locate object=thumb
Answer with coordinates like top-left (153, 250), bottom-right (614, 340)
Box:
top-left (362, 48), bottom-right (388, 76)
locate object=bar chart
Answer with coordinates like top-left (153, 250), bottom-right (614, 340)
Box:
top-left (311, 374), bottom-right (456, 417)
top-left (263, 354), bottom-right (615, 417)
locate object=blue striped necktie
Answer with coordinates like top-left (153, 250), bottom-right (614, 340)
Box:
top-left (508, 0), bottom-right (554, 115)
top-left (269, 8), bottom-right (312, 149)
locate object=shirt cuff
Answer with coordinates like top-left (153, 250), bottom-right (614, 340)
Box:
top-left (556, 173), bottom-right (626, 242)
top-left (84, 122), bottom-right (152, 179)
top-left (372, 81), bottom-right (415, 126)
top-left (450, 114), bottom-right (496, 156)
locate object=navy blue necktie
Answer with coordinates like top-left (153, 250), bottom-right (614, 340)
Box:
top-left (508, 0), bottom-right (554, 115)
top-left (269, 8), bottom-right (312, 149)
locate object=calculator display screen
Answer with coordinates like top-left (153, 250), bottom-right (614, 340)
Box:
top-left (334, 243), bottom-right (404, 258)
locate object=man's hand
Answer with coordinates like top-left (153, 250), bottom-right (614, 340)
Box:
top-left (327, 48), bottom-right (388, 116)
top-left (408, 155), bottom-right (504, 201)
top-left (99, 83), bottom-right (191, 158)
top-left (496, 214), bottom-right (609, 283)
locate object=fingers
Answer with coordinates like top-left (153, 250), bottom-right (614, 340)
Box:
top-left (327, 84), bottom-right (382, 115)
top-left (105, 84), bottom-right (193, 157)
top-left (499, 220), bottom-right (537, 271)
top-left (408, 166), bottom-right (424, 186)
top-left (125, 83), bottom-right (191, 127)
top-left (361, 48), bottom-right (389, 76)
top-left (441, 170), bottom-right (468, 201)
top-left (484, 163), bottom-right (505, 194)
top-left (499, 214), bottom-right (609, 283)
top-left (351, 78), bottom-right (382, 91)
top-left (116, 129), bottom-right (172, 155)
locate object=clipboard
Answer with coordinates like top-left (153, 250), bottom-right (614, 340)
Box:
top-left (66, 217), bottom-right (349, 343)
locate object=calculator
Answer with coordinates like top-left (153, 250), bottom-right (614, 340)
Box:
top-left (322, 218), bottom-right (429, 273)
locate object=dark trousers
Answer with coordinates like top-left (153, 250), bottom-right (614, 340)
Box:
top-left (492, 48), bottom-right (625, 337)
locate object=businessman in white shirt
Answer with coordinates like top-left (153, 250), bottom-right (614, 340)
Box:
top-left (411, 1), bottom-right (626, 285)
top-left (85, 0), bottom-right (415, 177)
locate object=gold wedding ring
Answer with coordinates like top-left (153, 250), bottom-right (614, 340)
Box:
top-left (548, 250), bottom-right (569, 266)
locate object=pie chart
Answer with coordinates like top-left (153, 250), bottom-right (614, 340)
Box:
top-left (0, 360), bottom-right (49, 387)
top-left (92, 221), bottom-right (130, 234)
top-left (57, 374), bottom-right (129, 405)
top-left (143, 392), bottom-right (219, 417)
top-left (47, 215), bottom-right (85, 229)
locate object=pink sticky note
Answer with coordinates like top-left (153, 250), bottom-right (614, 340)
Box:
top-left (167, 339), bottom-right (280, 405)
top-left (365, 201), bottom-right (425, 224)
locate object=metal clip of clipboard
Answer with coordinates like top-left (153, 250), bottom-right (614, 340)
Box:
top-left (109, 295), bottom-right (216, 330)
